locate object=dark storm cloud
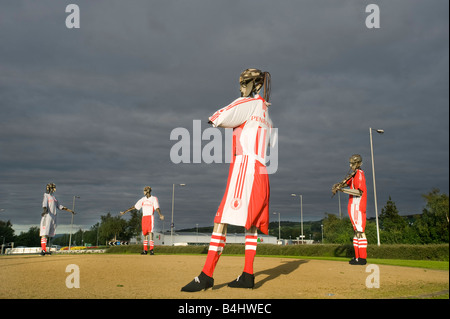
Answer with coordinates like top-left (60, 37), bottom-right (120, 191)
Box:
top-left (0, 0), bottom-right (448, 234)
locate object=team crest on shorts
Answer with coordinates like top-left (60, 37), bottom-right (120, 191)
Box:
top-left (230, 198), bottom-right (242, 210)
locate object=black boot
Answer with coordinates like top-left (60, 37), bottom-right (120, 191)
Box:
top-left (181, 272), bottom-right (214, 292)
top-left (228, 272), bottom-right (255, 289)
top-left (357, 258), bottom-right (367, 265)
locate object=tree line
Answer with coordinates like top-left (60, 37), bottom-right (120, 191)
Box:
top-left (0, 210), bottom-right (144, 248)
top-left (314, 188), bottom-right (448, 245)
top-left (1, 188), bottom-right (448, 247)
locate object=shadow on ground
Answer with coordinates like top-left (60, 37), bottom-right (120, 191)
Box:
top-left (254, 259), bottom-right (309, 288)
top-left (213, 259), bottom-right (308, 290)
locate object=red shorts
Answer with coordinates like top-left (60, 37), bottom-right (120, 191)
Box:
top-left (142, 215), bottom-right (154, 235)
top-left (215, 157), bottom-right (270, 234)
top-left (348, 203), bottom-right (366, 232)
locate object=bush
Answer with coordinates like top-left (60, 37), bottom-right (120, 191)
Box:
top-left (106, 243), bottom-right (449, 261)
top-left (367, 244), bottom-right (449, 261)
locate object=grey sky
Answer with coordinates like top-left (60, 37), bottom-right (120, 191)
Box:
top-left (0, 1), bottom-right (448, 235)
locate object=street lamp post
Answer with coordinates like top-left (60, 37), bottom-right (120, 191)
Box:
top-left (321, 224), bottom-right (324, 243)
top-left (96, 223), bottom-right (99, 247)
top-left (338, 192), bottom-right (342, 219)
top-left (69, 196), bottom-right (80, 251)
top-left (196, 223), bottom-right (199, 244)
top-left (291, 194), bottom-right (304, 244)
top-left (273, 212), bottom-right (280, 243)
top-left (171, 183), bottom-right (186, 245)
top-left (370, 128), bottom-right (384, 246)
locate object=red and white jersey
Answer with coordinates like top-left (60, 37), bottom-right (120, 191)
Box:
top-left (346, 169), bottom-right (367, 232)
top-left (209, 95), bottom-right (276, 166)
top-left (135, 196), bottom-right (159, 216)
top-left (42, 193), bottom-right (64, 216)
top-left (209, 95), bottom-right (274, 234)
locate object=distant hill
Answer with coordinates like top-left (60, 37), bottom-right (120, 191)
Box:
top-left (179, 220), bottom-right (320, 234)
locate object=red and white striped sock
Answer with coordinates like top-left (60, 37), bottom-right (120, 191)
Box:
top-left (358, 238), bottom-right (367, 259)
top-left (143, 240), bottom-right (148, 251)
top-left (353, 237), bottom-right (359, 259)
top-left (41, 237), bottom-right (47, 252)
top-left (202, 232), bottom-right (226, 277)
top-left (244, 232), bottom-right (258, 274)
top-left (150, 240), bottom-right (154, 250)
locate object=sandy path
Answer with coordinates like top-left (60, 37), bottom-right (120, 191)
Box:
top-left (0, 254), bottom-right (448, 300)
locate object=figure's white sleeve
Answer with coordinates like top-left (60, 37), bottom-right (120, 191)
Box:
top-left (208, 98), bottom-right (255, 128)
top-left (42, 194), bottom-right (48, 208)
top-left (55, 197), bottom-right (64, 210)
top-left (134, 198), bottom-right (143, 210)
top-left (153, 197), bottom-right (160, 210)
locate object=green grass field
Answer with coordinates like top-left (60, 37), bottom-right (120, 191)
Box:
top-left (266, 255), bottom-right (449, 271)
top-left (107, 244), bottom-right (449, 271)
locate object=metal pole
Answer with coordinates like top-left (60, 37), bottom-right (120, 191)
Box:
top-left (69, 196), bottom-right (78, 250)
top-left (321, 224), bottom-right (324, 243)
top-left (162, 218), bottom-right (165, 245)
top-left (290, 193), bottom-right (304, 244)
top-left (370, 128), bottom-right (381, 246)
top-left (171, 184), bottom-right (185, 246)
top-left (300, 195), bottom-right (304, 244)
top-left (96, 223), bottom-right (99, 247)
top-left (171, 184), bottom-right (175, 245)
top-left (278, 212), bottom-right (281, 241)
top-left (338, 192), bottom-right (342, 219)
